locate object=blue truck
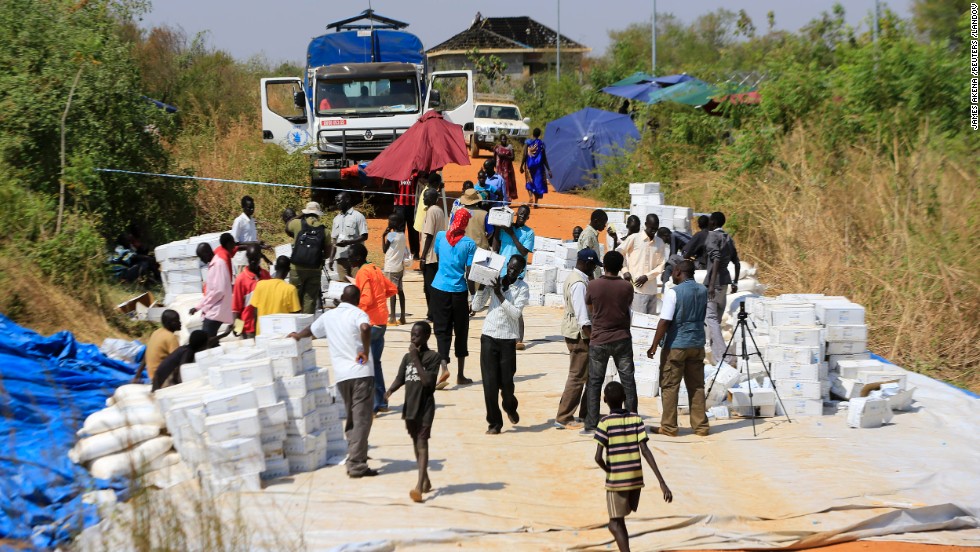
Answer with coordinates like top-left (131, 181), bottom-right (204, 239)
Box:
top-left (261, 10), bottom-right (473, 187)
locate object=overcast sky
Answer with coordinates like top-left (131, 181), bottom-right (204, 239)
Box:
top-left (139, 0), bottom-right (913, 66)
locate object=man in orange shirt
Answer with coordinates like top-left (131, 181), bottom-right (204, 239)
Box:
top-left (349, 243), bottom-right (398, 413)
top-left (232, 246), bottom-right (270, 339)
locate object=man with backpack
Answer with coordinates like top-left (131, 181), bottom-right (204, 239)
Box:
top-left (704, 211), bottom-right (740, 367)
top-left (288, 202), bottom-right (332, 314)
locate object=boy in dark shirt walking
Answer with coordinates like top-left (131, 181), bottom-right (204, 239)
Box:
top-left (594, 381), bottom-right (673, 552)
top-left (385, 321), bottom-right (444, 503)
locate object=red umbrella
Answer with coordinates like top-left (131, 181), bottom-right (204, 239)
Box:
top-left (365, 110), bottom-right (470, 181)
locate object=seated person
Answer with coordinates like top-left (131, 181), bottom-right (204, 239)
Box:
top-left (151, 330), bottom-right (210, 391)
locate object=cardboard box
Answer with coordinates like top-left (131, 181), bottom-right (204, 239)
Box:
top-left (209, 359), bottom-right (274, 388)
top-left (487, 206), bottom-right (513, 227)
top-left (192, 346), bottom-right (225, 367)
top-left (306, 367), bottom-right (330, 391)
top-left (276, 374), bottom-right (308, 399)
top-left (777, 379), bottom-right (823, 400)
top-left (777, 398), bottom-right (824, 417)
top-left (530, 250), bottom-right (555, 267)
top-left (605, 210), bottom-right (627, 224)
top-left (629, 182), bottom-right (661, 195)
top-left (836, 359), bottom-right (887, 379)
top-left (259, 423), bottom-right (287, 444)
top-left (286, 411), bottom-right (322, 436)
top-left (766, 345), bottom-right (822, 365)
top-left (835, 377), bottom-right (867, 400)
top-left (857, 370), bottom-right (907, 390)
top-left (635, 376), bottom-right (659, 398)
top-left (826, 340), bottom-right (867, 355)
top-left (828, 352), bottom-right (871, 370)
top-left (767, 305), bottom-right (817, 327)
top-left (769, 326), bottom-right (824, 347)
top-left (256, 336), bottom-right (312, 359)
top-left (770, 363), bottom-right (827, 381)
top-left (284, 393), bottom-right (317, 418)
top-left (271, 357), bottom-right (302, 378)
top-left (630, 193), bottom-right (664, 206)
top-left (258, 314), bottom-right (315, 336)
top-left (630, 327), bottom-right (656, 348)
top-left (325, 281), bottom-right (348, 302)
top-left (469, 247), bottom-right (505, 286)
top-left (258, 403), bottom-right (287, 427)
top-left (205, 435), bottom-right (262, 464)
top-left (847, 397), bottom-right (893, 428)
top-left (287, 451), bottom-right (320, 474)
top-left (253, 383), bottom-right (278, 407)
top-left (262, 439), bottom-right (285, 460)
top-left (825, 324), bottom-right (868, 342)
top-left (816, 302), bottom-right (866, 325)
top-left (533, 236), bottom-right (561, 252)
top-left (525, 267), bottom-right (557, 284)
top-left (205, 408), bottom-right (261, 442)
top-left (116, 292), bottom-right (155, 316)
top-left (261, 457), bottom-right (290, 480)
top-left (203, 385), bottom-right (258, 416)
top-left (631, 311), bottom-right (659, 330)
top-left (301, 349), bottom-right (317, 371)
top-left (284, 430), bottom-right (326, 456)
top-left (543, 293), bottom-right (563, 308)
top-left (728, 387), bottom-right (776, 417)
top-left (180, 362), bottom-right (206, 382)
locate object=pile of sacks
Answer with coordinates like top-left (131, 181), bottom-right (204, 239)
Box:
top-left (154, 313), bottom-right (345, 493)
top-left (70, 385), bottom-right (180, 482)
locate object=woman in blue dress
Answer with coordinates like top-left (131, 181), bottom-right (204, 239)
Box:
top-left (519, 127), bottom-right (552, 208)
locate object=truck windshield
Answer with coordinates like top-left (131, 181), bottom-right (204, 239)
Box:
top-left (475, 105), bottom-right (521, 120)
top-left (316, 76), bottom-right (418, 115)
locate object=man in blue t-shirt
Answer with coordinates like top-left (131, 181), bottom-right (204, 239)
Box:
top-left (431, 212), bottom-right (478, 386)
top-left (493, 204), bottom-right (535, 349)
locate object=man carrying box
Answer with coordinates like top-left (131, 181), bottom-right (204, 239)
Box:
top-left (646, 260), bottom-right (709, 437)
top-left (249, 255), bottom-right (301, 335)
top-left (471, 255), bottom-right (530, 434)
top-left (493, 204), bottom-right (535, 349)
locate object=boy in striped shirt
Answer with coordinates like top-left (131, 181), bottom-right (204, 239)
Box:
top-left (594, 381), bottom-right (673, 551)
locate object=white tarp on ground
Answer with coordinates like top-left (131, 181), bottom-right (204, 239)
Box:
top-left (77, 273), bottom-right (980, 551)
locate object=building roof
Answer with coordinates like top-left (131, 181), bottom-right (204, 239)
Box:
top-left (427, 14), bottom-right (589, 55)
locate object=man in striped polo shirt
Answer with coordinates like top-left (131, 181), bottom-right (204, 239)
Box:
top-left (594, 381), bottom-right (673, 551)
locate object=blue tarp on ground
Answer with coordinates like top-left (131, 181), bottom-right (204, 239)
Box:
top-left (544, 108), bottom-right (641, 192)
top-left (0, 314), bottom-right (134, 549)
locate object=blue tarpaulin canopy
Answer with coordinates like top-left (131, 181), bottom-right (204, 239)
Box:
top-left (0, 314), bottom-right (133, 548)
top-left (544, 108), bottom-right (640, 192)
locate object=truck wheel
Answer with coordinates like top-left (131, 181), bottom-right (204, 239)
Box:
top-left (470, 136), bottom-right (480, 158)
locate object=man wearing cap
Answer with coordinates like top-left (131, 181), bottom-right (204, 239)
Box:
top-left (288, 202), bottom-right (332, 314)
top-left (329, 192), bottom-right (369, 282)
top-left (554, 248), bottom-right (600, 430)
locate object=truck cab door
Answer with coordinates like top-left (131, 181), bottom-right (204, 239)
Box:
top-left (260, 77), bottom-right (312, 152)
top-left (424, 70), bottom-right (474, 130)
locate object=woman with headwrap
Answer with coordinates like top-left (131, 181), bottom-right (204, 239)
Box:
top-left (430, 208), bottom-right (477, 387)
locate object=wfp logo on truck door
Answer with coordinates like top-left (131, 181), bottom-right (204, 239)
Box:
top-left (287, 129), bottom-right (311, 147)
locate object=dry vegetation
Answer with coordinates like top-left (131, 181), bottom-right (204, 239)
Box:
top-left (664, 127), bottom-right (979, 390)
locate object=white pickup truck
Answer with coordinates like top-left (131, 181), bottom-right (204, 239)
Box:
top-left (465, 96), bottom-right (530, 157)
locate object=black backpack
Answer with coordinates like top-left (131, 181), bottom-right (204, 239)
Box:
top-left (291, 217), bottom-right (326, 267)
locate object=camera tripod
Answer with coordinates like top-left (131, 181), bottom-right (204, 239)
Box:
top-left (706, 302), bottom-right (792, 436)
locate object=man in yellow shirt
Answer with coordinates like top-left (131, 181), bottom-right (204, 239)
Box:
top-left (250, 256), bottom-right (302, 335)
top-left (134, 309), bottom-right (180, 383)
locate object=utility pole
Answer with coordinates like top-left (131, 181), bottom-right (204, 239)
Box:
top-left (556, 0), bottom-right (561, 81)
top-left (651, 0), bottom-right (657, 75)
top-left (872, 0), bottom-right (880, 43)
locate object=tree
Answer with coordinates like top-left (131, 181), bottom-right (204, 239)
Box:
top-left (912, 0), bottom-right (971, 46)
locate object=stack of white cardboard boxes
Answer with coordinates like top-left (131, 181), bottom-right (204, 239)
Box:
top-left (153, 314), bottom-right (345, 492)
top-left (630, 312), bottom-right (660, 398)
top-left (154, 233), bottom-right (224, 306)
top-left (628, 182), bottom-right (694, 234)
top-left (715, 294), bottom-right (912, 427)
top-left (527, 237), bottom-right (571, 306)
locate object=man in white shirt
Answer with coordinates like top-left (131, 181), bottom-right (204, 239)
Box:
top-left (231, 195), bottom-right (264, 276)
top-left (554, 249), bottom-right (600, 429)
top-left (617, 213), bottom-right (667, 315)
top-left (471, 255), bottom-right (529, 434)
top-left (289, 285), bottom-right (377, 477)
top-left (329, 192), bottom-right (369, 282)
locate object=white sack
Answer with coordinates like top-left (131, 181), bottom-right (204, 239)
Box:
top-left (69, 424), bottom-right (161, 464)
top-left (78, 403), bottom-right (164, 437)
top-left (88, 436), bottom-right (173, 480)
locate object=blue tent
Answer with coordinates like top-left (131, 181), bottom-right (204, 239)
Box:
top-left (544, 108), bottom-right (640, 192)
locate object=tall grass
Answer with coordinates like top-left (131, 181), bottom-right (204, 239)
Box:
top-left (610, 124), bottom-right (979, 390)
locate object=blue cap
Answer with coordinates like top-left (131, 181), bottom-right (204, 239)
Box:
top-left (577, 248), bottom-right (602, 266)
